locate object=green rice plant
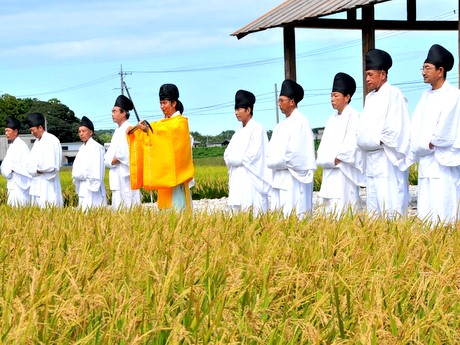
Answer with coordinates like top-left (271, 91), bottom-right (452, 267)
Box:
top-left (191, 164), bottom-right (228, 200)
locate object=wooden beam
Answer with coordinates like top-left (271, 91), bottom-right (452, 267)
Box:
top-left (283, 26), bottom-right (296, 81)
top-left (293, 19), bottom-right (458, 31)
top-left (362, 5), bottom-right (375, 101)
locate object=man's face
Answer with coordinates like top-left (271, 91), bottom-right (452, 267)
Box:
top-left (5, 128), bottom-right (18, 141)
top-left (112, 107), bottom-right (126, 126)
top-left (78, 126), bottom-right (92, 143)
top-left (160, 99), bottom-right (176, 118)
top-left (234, 107), bottom-right (252, 126)
top-left (422, 63), bottom-right (442, 86)
top-left (30, 125), bottom-right (45, 139)
top-left (278, 96), bottom-right (294, 116)
top-left (366, 70), bottom-right (386, 91)
top-left (331, 92), bottom-right (349, 112)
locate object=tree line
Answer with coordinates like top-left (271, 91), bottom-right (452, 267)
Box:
top-left (0, 94), bottom-right (271, 146)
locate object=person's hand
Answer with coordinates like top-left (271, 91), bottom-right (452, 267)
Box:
top-left (138, 121), bottom-right (148, 132)
top-left (429, 142), bottom-right (434, 150)
top-left (111, 157), bottom-right (119, 165)
top-left (334, 158), bottom-right (341, 165)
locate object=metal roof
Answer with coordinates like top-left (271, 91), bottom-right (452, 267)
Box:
top-left (232, 0), bottom-right (392, 39)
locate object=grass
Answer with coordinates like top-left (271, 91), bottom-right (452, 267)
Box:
top-left (0, 207), bottom-right (459, 343)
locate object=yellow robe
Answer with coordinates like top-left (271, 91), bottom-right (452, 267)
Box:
top-left (128, 115), bottom-right (194, 209)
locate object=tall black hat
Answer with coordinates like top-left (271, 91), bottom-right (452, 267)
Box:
top-left (280, 79), bottom-right (304, 104)
top-left (425, 44), bottom-right (454, 71)
top-left (80, 116), bottom-right (94, 131)
top-left (234, 90), bottom-right (256, 109)
top-left (332, 73), bottom-right (356, 97)
top-left (5, 117), bottom-right (21, 130)
top-left (159, 84), bottom-right (179, 101)
top-left (26, 113), bottom-right (45, 128)
top-left (114, 95), bottom-right (134, 112)
top-left (365, 49), bottom-right (392, 72)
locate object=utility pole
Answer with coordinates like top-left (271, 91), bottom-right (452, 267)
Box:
top-left (119, 65), bottom-right (132, 95)
top-left (274, 83), bottom-right (279, 124)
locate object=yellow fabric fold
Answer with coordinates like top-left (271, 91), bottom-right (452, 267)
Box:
top-left (127, 129), bottom-right (144, 189)
top-left (143, 115), bottom-right (194, 190)
top-left (128, 115), bottom-right (194, 208)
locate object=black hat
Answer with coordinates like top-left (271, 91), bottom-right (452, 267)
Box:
top-left (6, 117), bottom-right (21, 130)
top-left (365, 49), bottom-right (392, 72)
top-left (425, 44), bottom-right (454, 71)
top-left (176, 100), bottom-right (184, 114)
top-left (114, 95), bottom-right (134, 112)
top-left (159, 84), bottom-right (179, 101)
top-left (280, 79), bottom-right (304, 104)
top-left (26, 113), bottom-right (45, 128)
top-left (332, 73), bottom-right (356, 97)
top-left (80, 116), bottom-right (94, 131)
top-left (234, 90), bottom-right (256, 109)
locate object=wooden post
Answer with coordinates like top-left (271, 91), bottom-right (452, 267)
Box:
top-left (362, 5), bottom-right (375, 102)
top-left (407, 0), bottom-right (416, 22)
top-left (283, 26), bottom-right (296, 81)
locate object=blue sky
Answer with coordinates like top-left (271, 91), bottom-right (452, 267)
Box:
top-left (1, 0), bottom-right (458, 135)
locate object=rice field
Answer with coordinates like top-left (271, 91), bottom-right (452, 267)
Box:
top-left (1, 205), bottom-right (460, 343)
top-left (0, 161), bottom-right (458, 343)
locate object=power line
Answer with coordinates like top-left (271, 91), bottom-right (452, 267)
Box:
top-left (16, 73), bottom-right (119, 98)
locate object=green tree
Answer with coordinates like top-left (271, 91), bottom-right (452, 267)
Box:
top-left (0, 94), bottom-right (32, 133)
top-left (0, 94), bottom-right (81, 142)
top-left (96, 131), bottom-right (114, 144)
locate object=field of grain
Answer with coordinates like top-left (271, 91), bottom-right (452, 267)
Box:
top-left (1, 160), bottom-right (458, 343)
top-left (1, 205), bottom-right (459, 343)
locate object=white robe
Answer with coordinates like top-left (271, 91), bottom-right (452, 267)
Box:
top-left (104, 120), bottom-right (141, 210)
top-left (224, 118), bottom-right (272, 214)
top-left (316, 105), bottom-right (364, 215)
top-left (410, 80), bottom-right (460, 223)
top-left (27, 131), bottom-right (63, 208)
top-left (1, 136), bottom-right (32, 206)
top-left (72, 137), bottom-right (107, 210)
top-left (357, 82), bottom-right (410, 217)
top-left (267, 108), bottom-right (316, 217)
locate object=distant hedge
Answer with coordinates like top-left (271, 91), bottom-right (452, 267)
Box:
top-left (192, 146), bottom-right (226, 159)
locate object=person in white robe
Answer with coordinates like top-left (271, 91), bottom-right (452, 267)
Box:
top-left (104, 95), bottom-right (141, 210)
top-left (224, 90), bottom-right (272, 214)
top-left (267, 79), bottom-right (317, 218)
top-left (357, 49), bottom-right (411, 217)
top-left (72, 116), bottom-right (107, 210)
top-left (1, 117), bottom-right (32, 206)
top-left (409, 44), bottom-right (460, 223)
top-left (317, 73), bottom-right (364, 216)
top-left (26, 112), bottom-right (63, 208)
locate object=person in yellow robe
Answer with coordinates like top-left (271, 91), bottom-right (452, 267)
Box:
top-left (134, 83), bottom-right (194, 210)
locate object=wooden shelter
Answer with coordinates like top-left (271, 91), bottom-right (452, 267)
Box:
top-left (232, 0), bottom-right (460, 98)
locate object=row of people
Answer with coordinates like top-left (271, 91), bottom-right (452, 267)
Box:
top-left (224, 44), bottom-right (460, 223)
top-left (2, 44), bottom-right (459, 222)
top-left (1, 84), bottom-right (193, 211)
top-left (1, 112), bottom-right (107, 210)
